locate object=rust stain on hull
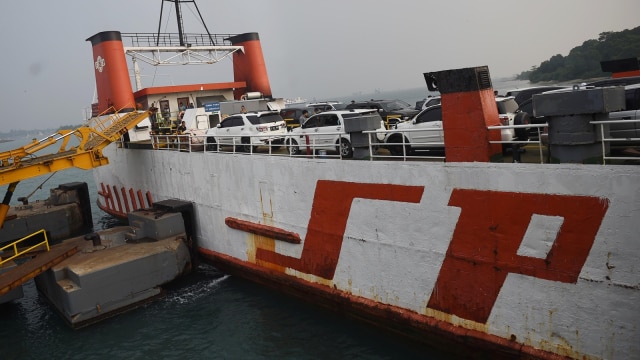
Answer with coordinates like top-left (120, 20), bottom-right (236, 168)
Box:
top-left (225, 217), bottom-right (301, 244)
top-left (198, 248), bottom-right (576, 360)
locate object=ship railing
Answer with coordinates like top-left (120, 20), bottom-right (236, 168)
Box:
top-left (149, 129), bottom-right (536, 162)
top-left (488, 124), bottom-right (548, 164)
top-left (591, 118), bottom-right (640, 164)
top-left (121, 32), bottom-right (236, 47)
top-left (0, 229), bottom-right (50, 266)
top-left (151, 134), bottom-right (193, 151)
top-left (146, 123), bottom-right (640, 165)
top-left (150, 133), bottom-right (291, 156)
top-left (367, 128), bottom-right (446, 161)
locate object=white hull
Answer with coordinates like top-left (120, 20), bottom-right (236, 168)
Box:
top-left (93, 143), bottom-right (640, 359)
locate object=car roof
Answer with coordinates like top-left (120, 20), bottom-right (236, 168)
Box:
top-left (229, 110), bottom-right (280, 116)
top-left (311, 109), bottom-right (378, 115)
top-left (307, 101), bottom-right (342, 106)
top-left (349, 99), bottom-right (398, 104)
top-left (282, 106), bottom-right (307, 111)
top-left (495, 95), bottom-right (516, 102)
top-left (585, 76), bottom-right (640, 88)
top-left (511, 86), bottom-right (569, 104)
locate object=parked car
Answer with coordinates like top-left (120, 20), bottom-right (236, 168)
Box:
top-left (385, 96), bottom-right (520, 155)
top-left (384, 105), bottom-right (444, 156)
top-left (306, 101), bottom-right (347, 112)
top-left (280, 107), bottom-right (307, 130)
top-left (287, 109), bottom-right (386, 158)
top-left (507, 86), bottom-right (569, 105)
top-left (421, 96), bottom-right (442, 110)
top-left (495, 96), bottom-right (521, 150)
top-left (585, 76), bottom-right (640, 88)
top-left (345, 99), bottom-right (419, 129)
top-left (205, 111), bottom-right (287, 152)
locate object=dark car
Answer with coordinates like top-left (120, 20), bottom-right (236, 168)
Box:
top-left (513, 98), bottom-right (541, 140)
top-left (506, 86), bottom-right (569, 105)
top-left (345, 99), bottom-right (419, 129)
top-left (280, 107), bottom-right (307, 130)
top-left (585, 76), bottom-right (640, 88)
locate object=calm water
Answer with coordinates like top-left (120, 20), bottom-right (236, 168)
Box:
top-left (0, 81), bottom-right (530, 359)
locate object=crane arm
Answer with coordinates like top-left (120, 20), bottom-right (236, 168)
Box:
top-left (0, 108), bottom-right (151, 229)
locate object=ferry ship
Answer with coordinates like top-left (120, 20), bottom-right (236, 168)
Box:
top-left (86, 2), bottom-right (639, 359)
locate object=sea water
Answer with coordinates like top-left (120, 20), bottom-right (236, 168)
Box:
top-left (0, 81), bottom-right (532, 359)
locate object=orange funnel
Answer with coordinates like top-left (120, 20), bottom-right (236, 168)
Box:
top-left (86, 31), bottom-right (135, 114)
top-left (228, 33), bottom-right (273, 99)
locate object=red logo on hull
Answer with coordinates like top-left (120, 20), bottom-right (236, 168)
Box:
top-left (244, 181), bottom-right (609, 324)
top-left (428, 189), bottom-right (609, 323)
top-left (256, 180), bottom-right (424, 279)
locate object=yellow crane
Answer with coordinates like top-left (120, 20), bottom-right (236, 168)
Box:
top-left (0, 106), bottom-right (151, 229)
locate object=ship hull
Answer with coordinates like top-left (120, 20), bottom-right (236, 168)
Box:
top-left (93, 144), bottom-right (640, 359)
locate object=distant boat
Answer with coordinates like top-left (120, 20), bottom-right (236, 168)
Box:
top-left (284, 97), bottom-right (307, 107)
top-left (0, 138), bottom-right (14, 143)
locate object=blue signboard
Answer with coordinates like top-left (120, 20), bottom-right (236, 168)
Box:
top-left (204, 102), bottom-right (221, 112)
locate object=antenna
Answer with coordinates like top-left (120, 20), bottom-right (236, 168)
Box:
top-left (158, 0), bottom-right (216, 46)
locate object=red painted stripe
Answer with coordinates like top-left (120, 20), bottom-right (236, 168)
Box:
top-left (137, 190), bottom-right (145, 210)
top-left (146, 191), bottom-right (154, 208)
top-left (98, 182), bottom-right (110, 210)
top-left (112, 185), bottom-right (123, 214)
top-left (97, 200), bottom-right (126, 218)
top-left (225, 217), bottom-right (301, 244)
top-left (133, 82), bottom-right (246, 97)
top-left (256, 181), bottom-right (424, 279)
top-left (120, 187), bottom-right (130, 213)
top-left (129, 188), bottom-right (138, 211)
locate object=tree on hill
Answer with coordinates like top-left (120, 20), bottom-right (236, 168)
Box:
top-left (516, 26), bottom-right (640, 82)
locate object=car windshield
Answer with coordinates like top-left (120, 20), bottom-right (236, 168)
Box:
top-left (381, 100), bottom-right (411, 111)
top-left (248, 113), bottom-right (283, 125)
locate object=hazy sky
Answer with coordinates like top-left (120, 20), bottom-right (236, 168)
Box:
top-left (1, 0), bottom-right (638, 131)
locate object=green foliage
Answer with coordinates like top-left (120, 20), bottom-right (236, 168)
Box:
top-left (517, 26), bottom-right (640, 82)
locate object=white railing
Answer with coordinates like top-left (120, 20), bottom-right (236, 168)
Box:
top-left (488, 124), bottom-right (548, 164)
top-left (368, 127), bottom-right (445, 161)
top-left (591, 118), bottom-right (640, 164)
top-left (144, 121), bottom-right (640, 165)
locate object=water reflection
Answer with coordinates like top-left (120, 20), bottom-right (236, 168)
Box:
top-left (96, 213), bottom-right (128, 230)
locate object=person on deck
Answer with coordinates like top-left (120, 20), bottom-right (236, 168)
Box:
top-left (177, 121), bottom-right (187, 133)
top-left (299, 110), bottom-right (310, 126)
top-left (149, 106), bottom-right (159, 134)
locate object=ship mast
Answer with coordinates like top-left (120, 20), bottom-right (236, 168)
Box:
top-left (157, 0), bottom-right (217, 47)
top-left (124, 0), bottom-right (242, 90)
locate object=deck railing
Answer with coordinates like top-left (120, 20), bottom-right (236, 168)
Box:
top-left (121, 32), bottom-right (236, 47)
top-left (144, 122), bottom-right (640, 165)
top-left (0, 229), bottom-right (50, 266)
top-left (591, 118), bottom-right (640, 164)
